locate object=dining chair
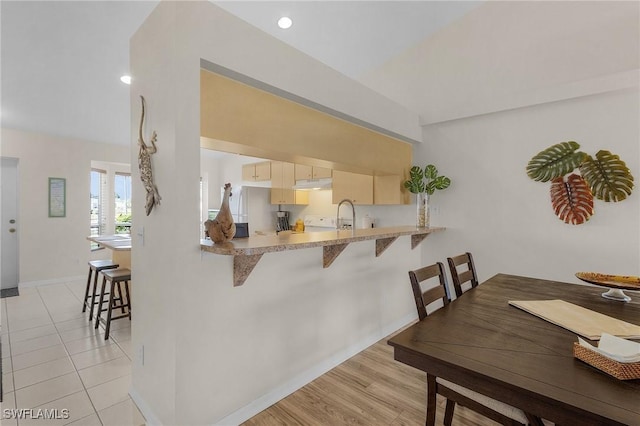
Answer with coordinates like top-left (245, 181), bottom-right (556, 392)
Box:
top-left (407, 262), bottom-right (544, 426)
top-left (447, 252), bottom-right (479, 298)
top-left (409, 262), bottom-right (450, 320)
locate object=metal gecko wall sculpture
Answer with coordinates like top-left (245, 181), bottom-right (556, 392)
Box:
top-left (138, 95), bottom-right (162, 216)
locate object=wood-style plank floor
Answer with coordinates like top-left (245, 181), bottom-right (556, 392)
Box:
top-left (242, 328), bottom-right (501, 426)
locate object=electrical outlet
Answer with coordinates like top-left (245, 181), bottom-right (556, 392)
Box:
top-left (136, 226), bottom-right (145, 246)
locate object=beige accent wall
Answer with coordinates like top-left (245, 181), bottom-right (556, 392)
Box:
top-left (201, 69), bottom-right (412, 177)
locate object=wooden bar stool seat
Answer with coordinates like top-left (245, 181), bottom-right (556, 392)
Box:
top-left (83, 260), bottom-right (119, 321)
top-left (95, 268), bottom-right (131, 340)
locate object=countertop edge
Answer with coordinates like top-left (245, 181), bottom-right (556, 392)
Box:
top-left (200, 226), bottom-right (445, 256)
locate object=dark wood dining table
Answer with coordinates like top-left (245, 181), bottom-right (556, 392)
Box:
top-left (388, 273), bottom-right (640, 426)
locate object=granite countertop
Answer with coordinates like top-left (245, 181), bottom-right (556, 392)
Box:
top-left (200, 225), bottom-right (445, 286)
top-left (200, 226), bottom-right (444, 256)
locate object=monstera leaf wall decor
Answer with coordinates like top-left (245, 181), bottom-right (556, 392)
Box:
top-left (526, 141), bottom-right (634, 225)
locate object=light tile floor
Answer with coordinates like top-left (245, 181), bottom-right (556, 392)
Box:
top-left (1, 279), bottom-right (144, 426)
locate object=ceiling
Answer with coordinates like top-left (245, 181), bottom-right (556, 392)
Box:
top-left (2, 1), bottom-right (637, 147)
top-left (0, 0), bottom-right (480, 146)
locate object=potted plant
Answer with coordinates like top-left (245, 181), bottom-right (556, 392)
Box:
top-left (404, 164), bottom-right (451, 227)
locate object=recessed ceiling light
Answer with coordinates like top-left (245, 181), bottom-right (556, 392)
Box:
top-left (277, 16), bottom-right (292, 29)
top-left (120, 75), bottom-right (132, 85)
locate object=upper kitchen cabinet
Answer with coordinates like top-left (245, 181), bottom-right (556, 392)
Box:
top-left (374, 175), bottom-right (408, 205)
top-left (332, 170), bottom-right (373, 205)
top-left (271, 161), bottom-right (295, 188)
top-left (270, 161), bottom-right (308, 205)
top-left (242, 161), bottom-right (271, 182)
top-left (294, 164), bottom-right (332, 180)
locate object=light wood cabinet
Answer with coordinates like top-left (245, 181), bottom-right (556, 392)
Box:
top-left (271, 188), bottom-right (295, 205)
top-left (293, 190), bottom-right (309, 205)
top-left (294, 164), bottom-right (332, 180)
top-left (331, 170), bottom-right (373, 205)
top-left (374, 175), bottom-right (409, 205)
top-left (270, 161), bottom-right (308, 205)
top-left (242, 161), bottom-right (271, 182)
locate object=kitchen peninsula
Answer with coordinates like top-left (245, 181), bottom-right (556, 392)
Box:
top-left (201, 226), bottom-right (444, 286)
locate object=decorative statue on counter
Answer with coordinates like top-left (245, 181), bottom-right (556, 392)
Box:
top-left (205, 183), bottom-right (236, 243)
top-left (138, 95), bottom-right (162, 216)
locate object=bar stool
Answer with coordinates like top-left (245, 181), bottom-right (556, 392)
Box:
top-left (95, 268), bottom-right (131, 340)
top-left (83, 260), bottom-right (119, 321)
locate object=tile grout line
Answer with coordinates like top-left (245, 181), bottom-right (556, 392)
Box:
top-left (6, 281), bottom-right (136, 425)
top-left (28, 283), bottom-right (105, 426)
top-left (4, 294), bottom-right (20, 421)
top-left (60, 281), bottom-right (107, 426)
top-left (63, 281), bottom-right (140, 423)
top-left (8, 321), bottom-right (111, 370)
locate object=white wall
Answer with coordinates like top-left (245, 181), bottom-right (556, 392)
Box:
top-left (416, 89), bottom-right (640, 285)
top-left (1, 128), bottom-right (129, 285)
top-left (130, 2), bottom-right (423, 425)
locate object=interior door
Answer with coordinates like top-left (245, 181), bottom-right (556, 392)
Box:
top-left (1, 157), bottom-right (19, 289)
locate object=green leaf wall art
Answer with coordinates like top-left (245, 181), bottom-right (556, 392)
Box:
top-left (527, 142), bottom-right (634, 225)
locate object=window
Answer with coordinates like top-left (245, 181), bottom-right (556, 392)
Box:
top-left (90, 169), bottom-right (107, 249)
top-left (114, 173), bottom-right (132, 234)
top-left (90, 166), bottom-right (132, 249)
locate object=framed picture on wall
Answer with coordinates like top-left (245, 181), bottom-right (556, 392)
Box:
top-left (48, 177), bottom-right (66, 218)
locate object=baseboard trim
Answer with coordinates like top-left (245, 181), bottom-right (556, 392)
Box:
top-left (214, 312), bottom-right (416, 426)
top-left (129, 386), bottom-right (163, 426)
top-left (19, 275), bottom-right (86, 288)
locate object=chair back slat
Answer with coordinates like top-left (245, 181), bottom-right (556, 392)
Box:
top-left (422, 285), bottom-right (447, 306)
top-left (447, 252), bottom-right (479, 298)
top-left (458, 270), bottom-right (474, 284)
top-left (409, 262), bottom-right (450, 321)
top-left (412, 263), bottom-right (441, 282)
top-left (448, 253), bottom-right (469, 267)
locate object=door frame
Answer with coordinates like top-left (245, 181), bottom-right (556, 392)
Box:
top-left (1, 156), bottom-right (20, 289)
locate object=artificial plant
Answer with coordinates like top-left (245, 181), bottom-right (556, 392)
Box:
top-left (526, 141), bottom-right (634, 225)
top-left (404, 164), bottom-right (451, 195)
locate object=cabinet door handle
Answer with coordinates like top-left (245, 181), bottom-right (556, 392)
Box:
top-left (9, 228), bottom-right (16, 233)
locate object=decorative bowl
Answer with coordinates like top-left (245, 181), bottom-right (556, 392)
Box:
top-left (575, 272), bottom-right (640, 302)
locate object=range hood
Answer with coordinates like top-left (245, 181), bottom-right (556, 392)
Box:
top-left (292, 178), bottom-right (332, 190)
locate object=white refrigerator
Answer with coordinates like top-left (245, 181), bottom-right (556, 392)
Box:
top-left (210, 186), bottom-right (273, 235)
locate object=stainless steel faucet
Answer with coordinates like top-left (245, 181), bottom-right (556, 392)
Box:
top-left (336, 199), bottom-right (356, 234)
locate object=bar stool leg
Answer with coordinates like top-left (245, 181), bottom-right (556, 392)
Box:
top-left (117, 281), bottom-right (126, 315)
top-left (95, 274), bottom-right (108, 330)
top-left (82, 268), bottom-right (93, 313)
top-left (88, 269), bottom-right (101, 321)
top-left (104, 280), bottom-right (116, 340)
top-left (124, 280), bottom-right (131, 320)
